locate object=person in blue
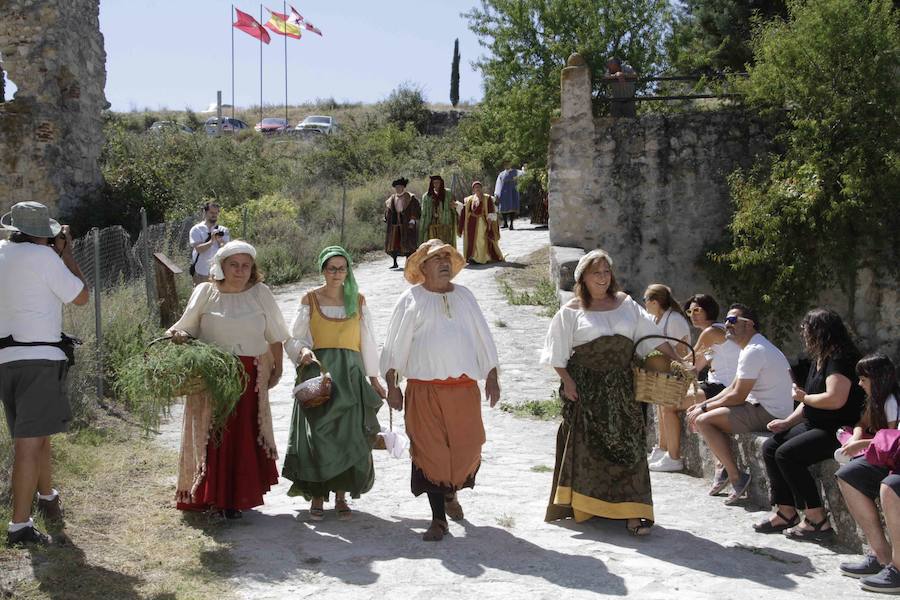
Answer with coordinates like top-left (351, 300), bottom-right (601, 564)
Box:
top-left (493, 162), bottom-right (526, 230)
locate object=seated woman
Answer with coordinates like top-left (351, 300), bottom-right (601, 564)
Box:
top-left (642, 284), bottom-right (692, 473)
top-left (282, 246), bottom-right (386, 521)
top-left (755, 309), bottom-right (864, 541)
top-left (835, 354), bottom-right (900, 585)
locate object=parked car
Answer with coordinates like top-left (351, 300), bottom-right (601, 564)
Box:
top-left (295, 115), bottom-right (337, 135)
top-left (254, 117), bottom-right (290, 135)
top-left (204, 117), bottom-right (249, 135)
top-left (148, 121), bottom-right (193, 134)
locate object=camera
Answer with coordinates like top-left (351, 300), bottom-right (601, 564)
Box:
top-left (215, 230), bottom-right (225, 237)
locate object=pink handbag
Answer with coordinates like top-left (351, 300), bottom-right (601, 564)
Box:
top-left (864, 429), bottom-right (900, 472)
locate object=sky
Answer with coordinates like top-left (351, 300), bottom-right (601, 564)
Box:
top-left (95, 0), bottom-right (487, 112)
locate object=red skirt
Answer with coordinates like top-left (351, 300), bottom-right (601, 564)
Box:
top-left (177, 355), bottom-right (279, 512)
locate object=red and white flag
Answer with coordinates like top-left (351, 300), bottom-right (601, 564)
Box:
top-left (289, 5), bottom-right (323, 36)
top-left (233, 8), bottom-right (271, 44)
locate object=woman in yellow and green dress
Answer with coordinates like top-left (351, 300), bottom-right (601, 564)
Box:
top-left (457, 180), bottom-right (503, 264)
top-left (283, 246), bottom-right (386, 520)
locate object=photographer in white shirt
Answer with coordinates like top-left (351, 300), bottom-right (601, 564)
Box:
top-left (189, 201), bottom-right (230, 284)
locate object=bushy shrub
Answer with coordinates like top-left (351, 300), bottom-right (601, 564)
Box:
top-left (381, 83), bottom-right (431, 134)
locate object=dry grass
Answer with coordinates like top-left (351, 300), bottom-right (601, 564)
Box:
top-left (0, 419), bottom-right (235, 600)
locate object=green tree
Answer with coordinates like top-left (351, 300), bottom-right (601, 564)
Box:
top-left (707, 0), bottom-right (900, 340)
top-left (462, 0), bottom-right (671, 171)
top-left (381, 82), bottom-right (430, 134)
top-left (450, 38), bottom-right (461, 107)
top-left (668, 0), bottom-right (787, 74)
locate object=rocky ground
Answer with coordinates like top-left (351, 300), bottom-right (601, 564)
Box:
top-left (159, 220), bottom-right (876, 599)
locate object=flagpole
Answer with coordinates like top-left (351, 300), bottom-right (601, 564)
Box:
top-left (259, 4), bottom-right (264, 126)
top-left (231, 5), bottom-right (235, 120)
top-left (283, 0), bottom-right (288, 127)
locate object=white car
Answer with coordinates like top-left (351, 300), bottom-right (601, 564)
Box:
top-left (295, 115), bottom-right (337, 135)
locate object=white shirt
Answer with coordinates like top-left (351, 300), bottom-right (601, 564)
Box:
top-left (0, 240), bottom-right (85, 364)
top-left (540, 296), bottom-right (663, 368)
top-left (285, 302), bottom-right (380, 377)
top-left (168, 282), bottom-right (289, 356)
top-left (380, 284), bottom-right (499, 381)
top-left (705, 324), bottom-right (741, 385)
top-left (735, 333), bottom-right (794, 419)
top-left (885, 394), bottom-right (899, 425)
top-left (659, 308), bottom-right (691, 356)
top-left (189, 222), bottom-right (231, 276)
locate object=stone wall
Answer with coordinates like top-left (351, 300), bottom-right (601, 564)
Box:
top-left (547, 53), bottom-right (899, 360)
top-left (0, 0), bottom-right (107, 218)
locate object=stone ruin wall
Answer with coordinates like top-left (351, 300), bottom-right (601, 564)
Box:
top-left (0, 0), bottom-right (107, 219)
top-left (548, 53), bottom-right (899, 360)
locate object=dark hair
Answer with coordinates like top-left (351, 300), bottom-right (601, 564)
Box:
top-left (728, 303), bottom-right (760, 331)
top-left (202, 201), bottom-right (221, 212)
top-left (644, 284), bottom-right (688, 321)
top-left (682, 293), bottom-right (720, 322)
top-left (800, 308), bottom-right (859, 363)
top-left (574, 252), bottom-right (619, 307)
top-left (857, 353), bottom-right (900, 433)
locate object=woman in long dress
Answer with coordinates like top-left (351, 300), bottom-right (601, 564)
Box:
top-left (457, 181), bottom-right (503, 264)
top-left (169, 241), bottom-right (288, 519)
top-left (419, 175), bottom-right (457, 246)
top-left (541, 250), bottom-right (683, 536)
top-left (282, 246), bottom-right (386, 520)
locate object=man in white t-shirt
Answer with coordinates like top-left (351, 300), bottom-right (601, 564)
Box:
top-left (0, 202), bottom-right (89, 546)
top-left (189, 202), bottom-right (230, 285)
top-left (687, 303), bottom-right (793, 505)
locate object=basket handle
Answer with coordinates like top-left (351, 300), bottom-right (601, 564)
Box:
top-left (632, 335), bottom-right (696, 366)
top-left (148, 333), bottom-right (196, 347)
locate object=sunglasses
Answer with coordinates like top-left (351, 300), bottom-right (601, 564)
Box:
top-left (724, 315), bottom-right (752, 325)
top-left (324, 266), bottom-right (348, 274)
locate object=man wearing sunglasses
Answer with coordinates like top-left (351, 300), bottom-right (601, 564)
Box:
top-left (686, 304), bottom-right (793, 505)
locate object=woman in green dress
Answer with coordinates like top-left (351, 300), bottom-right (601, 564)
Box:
top-left (540, 249), bottom-right (684, 536)
top-left (283, 246), bottom-right (386, 520)
top-left (419, 174), bottom-right (459, 246)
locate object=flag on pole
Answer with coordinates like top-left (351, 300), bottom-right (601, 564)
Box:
top-left (233, 8), bottom-right (271, 44)
top-left (289, 5), bottom-right (323, 36)
top-left (264, 8), bottom-right (302, 39)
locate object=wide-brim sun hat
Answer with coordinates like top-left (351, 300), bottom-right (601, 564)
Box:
top-left (404, 238), bottom-right (466, 285)
top-left (392, 177), bottom-right (410, 188)
top-left (0, 201), bottom-right (62, 238)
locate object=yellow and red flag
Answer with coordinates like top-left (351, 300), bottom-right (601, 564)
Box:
top-left (264, 9), bottom-right (302, 39)
top-left (233, 8), bottom-right (271, 44)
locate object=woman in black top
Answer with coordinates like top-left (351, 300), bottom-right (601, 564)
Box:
top-left (754, 308), bottom-right (863, 541)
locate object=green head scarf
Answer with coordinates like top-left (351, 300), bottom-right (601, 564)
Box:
top-left (317, 245), bottom-right (359, 317)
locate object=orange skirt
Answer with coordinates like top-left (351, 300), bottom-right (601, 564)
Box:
top-left (405, 378), bottom-right (485, 493)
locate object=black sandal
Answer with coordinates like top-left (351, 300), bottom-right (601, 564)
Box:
top-left (753, 510), bottom-right (799, 534)
top-left (626, 518), bottom-right (653, 536)
top-left (784, 515), bottom-right (835, 542)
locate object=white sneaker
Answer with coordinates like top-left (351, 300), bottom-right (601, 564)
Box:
top-left (649, 453), bottom-right (684, 472)
top-left (647, 447), bottom-right (666, 464)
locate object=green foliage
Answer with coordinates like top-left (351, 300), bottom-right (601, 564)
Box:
top-left (499, 278), bottom-right (559, 313)
top-left (462, 0), bottom-right (671, 171)
top-left (451, 39), bottom-right (461, 107)
top-left (116, 338), bottom-right (246, 435)
top-left (667, 0), bottom-right (788, 74)
top-left (500, 392), bottom-right (563, 420)
top-left (707, 0), bottom-right (900, 341)
top-left (381, 83), bottom-right (431, 134)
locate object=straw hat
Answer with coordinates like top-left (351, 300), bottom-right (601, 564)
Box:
top-left (404, 238), bottom-right (466, 285)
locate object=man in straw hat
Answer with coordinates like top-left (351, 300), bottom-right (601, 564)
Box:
top-left (380, 239), bottom-right (501, 541)
top-left (0, 202), bottom-right (89, 546)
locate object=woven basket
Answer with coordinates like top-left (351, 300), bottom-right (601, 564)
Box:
top-left (632, 335), bottom-right (696, 407)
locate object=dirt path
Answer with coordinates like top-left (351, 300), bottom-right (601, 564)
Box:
top-left (160, 220), bottom-right (869, 599)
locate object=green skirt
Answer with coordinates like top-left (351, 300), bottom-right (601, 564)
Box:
top-left (282, 347), bottom-right (383, 500)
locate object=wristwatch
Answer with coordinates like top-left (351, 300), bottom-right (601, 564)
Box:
top-left (701, 402), bottom-right (709, 412)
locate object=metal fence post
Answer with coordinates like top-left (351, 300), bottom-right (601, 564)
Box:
top-left (242, 205), bottom-right (248, 240)
top-left (92, 228), bottom-right (103, 400)
top-left (340, 183), bottom-right (346, 244)
top-left (140, 208), bottom-right (154, 316)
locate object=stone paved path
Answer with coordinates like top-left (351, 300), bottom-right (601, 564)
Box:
top-left (161, 219), bottom-right (873, 599)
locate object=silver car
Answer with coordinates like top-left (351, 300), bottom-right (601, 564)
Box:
top-left (204, 117), bottom-right (249, 135)
top-left (295, 115), bottom-right (337, 135)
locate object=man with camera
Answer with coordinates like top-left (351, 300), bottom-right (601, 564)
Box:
top-left (189, 201), bottom-right (230, 285)
top-left (0, 201), bottom-right (89, 546)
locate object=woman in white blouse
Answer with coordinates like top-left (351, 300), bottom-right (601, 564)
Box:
top-left (643, 284), bottom-right (693, 473)
top-left (169, 241), bottom-right (289, 519)
top-left (541, 250), bottom-right (682, 536)
top-left (282, 246), bottom-right (386, 521)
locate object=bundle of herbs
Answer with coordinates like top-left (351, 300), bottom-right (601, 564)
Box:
top-left (117, 337), bottom-right (246, 435)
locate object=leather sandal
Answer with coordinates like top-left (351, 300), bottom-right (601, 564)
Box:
top-left (784, 515), bottom-right (835, 542)
top-left (423, 520), bottom-right (449, 542)
top-left (753, 510), bottom-right (799, 534)
top-left (335, 499), bottom-right (352, 521)
top-left (626, 518), bottom-right (653, 537)
top-left (309, 498), bottom-right (325, 521)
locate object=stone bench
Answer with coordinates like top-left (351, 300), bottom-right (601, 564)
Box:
top-left (646, 411), bottom-right (867, 551)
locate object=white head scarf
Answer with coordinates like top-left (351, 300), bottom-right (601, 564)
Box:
top-left (574, 249), bottom-right (614, 284)
top-left (209, 240), bottom-right (257, 281)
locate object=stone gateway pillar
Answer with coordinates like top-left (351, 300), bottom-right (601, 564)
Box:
top-left (0, 0), bottom-right (107, 217)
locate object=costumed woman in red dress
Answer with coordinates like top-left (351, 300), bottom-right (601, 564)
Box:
top-left (168, 240), bottom-right (289, 519)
